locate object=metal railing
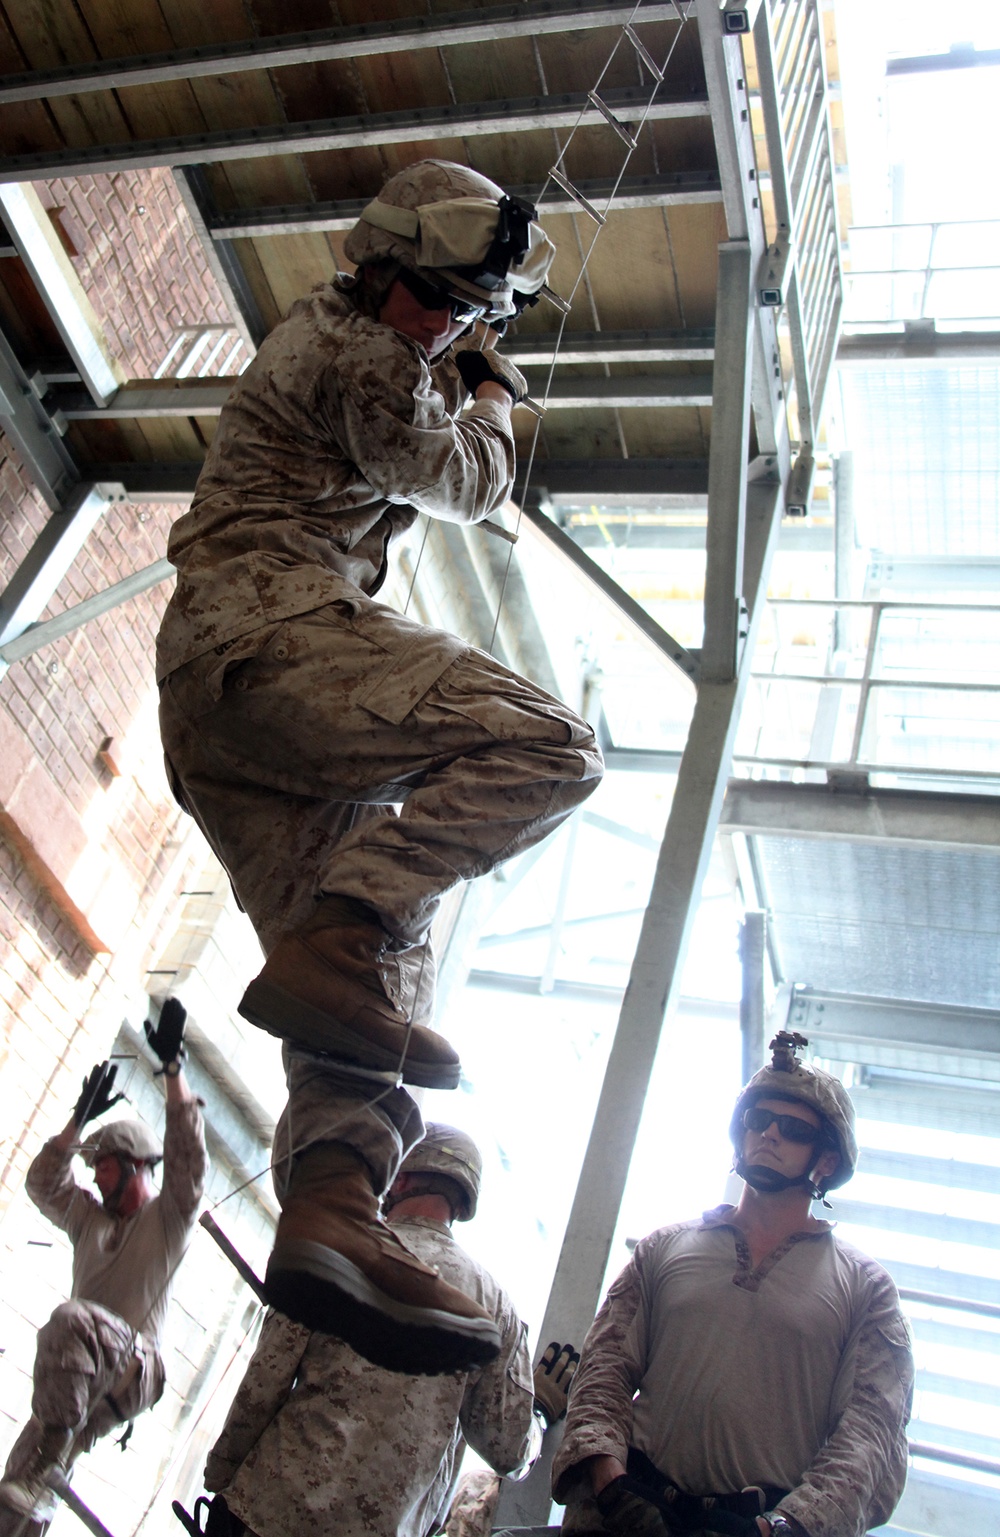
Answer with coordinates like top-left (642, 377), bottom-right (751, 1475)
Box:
top-left (153, 324), bottom-right (248, 379)
top-left (751, 0), bottom-right (844, 452)
top-left (844, 218), bottom-right (1000, 330)
top-left (735, 597), bottom-right (1000, 783)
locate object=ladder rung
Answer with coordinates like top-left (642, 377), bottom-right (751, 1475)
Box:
top-left (624, 25), bottom-right (665, 83)
top-left (588, 91), bottom-right (638, 150)
top-left (480, 518), bottom-right (520, 543)
top-left (547, 165), bottom-right (607, 226)
top-left (541, 283), bottom-right (572, 315)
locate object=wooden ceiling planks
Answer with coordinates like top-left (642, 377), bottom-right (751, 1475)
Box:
top-left (0, 0), bottom-right (731, 494)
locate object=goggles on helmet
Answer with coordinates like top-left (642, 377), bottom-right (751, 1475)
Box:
top-left (742, 1106), bottom-right (822, 1145)
top-left (394, 266), bottom-right (489, 325)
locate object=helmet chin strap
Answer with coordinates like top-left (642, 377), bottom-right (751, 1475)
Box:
top-left (101, 1157), bottom-right (140, 1213)
top-left (735, 1156), bottom-right (823, 1200)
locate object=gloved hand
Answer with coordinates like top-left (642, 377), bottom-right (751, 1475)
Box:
top-left (699, 1513), bottom-right (762, 1537)
top-left (73, 1061), bottom-right (125, 1127)
top-left (453, 342), bottom-right (528, 404)
top-left (171, 1495), bottom-right (243, 1536)
top-left (595, 1478), bottom-right (668, 1537)
top-left (533, 1340), bottom-right (579, 1425)
top-left (144, 997), bottom-right (187, 1073)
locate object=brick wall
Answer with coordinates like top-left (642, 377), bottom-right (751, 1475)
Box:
top-left (0, 424), bottom-right (187, 1169)
top-left (0, 164), bottom-right (274, 1535)
top-left (1, 154), bottom-right (239, 1171)
top-left (41, 168), bottom-right (235, 378)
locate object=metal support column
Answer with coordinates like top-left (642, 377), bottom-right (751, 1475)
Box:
top-left (702, 242), bottom-right (753, 682)
top-left (0, 554), bottom-right (174, 671)
top-left (497, 6), bottom-right (805, 1521)
top-left (740, 909), bottom-right (767, 1083)
top-left (173, 168), bottom-right (267, 353)
top-left (497, 473), bottom-right (785, 1525)
top-left (0, 183), bottom-right (120, 405)
top-left (0, 484), bottom-right (113, 671)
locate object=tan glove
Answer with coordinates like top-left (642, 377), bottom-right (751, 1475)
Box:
top-left (532, 1339), bottom-right (580, 1426)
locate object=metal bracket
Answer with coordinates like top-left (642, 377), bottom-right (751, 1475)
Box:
top-left (720, 0), bottom-right (762, 34)
top-left (736, 595), bottom-right (750, 664)
top-left (758, 226), bottom-right (794, 308)
top-left (786, 451), bottom-right (815, 517)
top-left (747, 452), bottom-right (782, 484)
top-left (825, 768), bottom-right (871, 795)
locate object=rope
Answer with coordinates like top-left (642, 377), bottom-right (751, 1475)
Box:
top-left (490, 1), bottom-right (693, 652)
top-left (373, 0), bottom-right (694, 650)
top-left (387, 3), bottom-right (691, 640)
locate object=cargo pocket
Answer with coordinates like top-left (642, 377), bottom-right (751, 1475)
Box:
top-left (356, 631), bottom-right (467, 724)
top-left (203, 622), bottom-right (286, 703)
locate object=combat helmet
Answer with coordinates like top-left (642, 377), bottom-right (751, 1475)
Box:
top-left (344, 158), bottom-right (557, 322)
top-left (80, 1119), bottom-right (163, 1169)
top-left (730, 1031), bottom-right (858, 1194)
top-left (390, 1123), bottom-right (483, 1221)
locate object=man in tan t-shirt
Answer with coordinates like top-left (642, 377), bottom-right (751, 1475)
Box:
top-left (552, 1034), bottom-right (914, 1537)
top-left (0, 1000), bottom-right (207, 1531)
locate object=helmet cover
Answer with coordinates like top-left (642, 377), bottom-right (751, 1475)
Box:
top-left (344, 159), bottom-right (556, 321)
top-left (730, 1032), bottom-right (858, 1192)
top-left (79, 1119), bottom-right (163, 1168)
top-left (395, 1122), bottom-right (482, 1220)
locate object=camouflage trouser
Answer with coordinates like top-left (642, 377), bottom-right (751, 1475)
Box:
top-left (445, 1469), bottom-right (503, 1537)
top-left (0, 1300), bottom-right (164, 1536)
top-left (271, 1049), bottom-right (425, 1203)
top-left (159, 599), bottom-right (602, 1198)
top-left (158, 599), bottom-right (602, 954)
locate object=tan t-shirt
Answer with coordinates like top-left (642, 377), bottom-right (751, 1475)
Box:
top-left (26, 1100), bottom-right (207, 1347)
top-left (553, 1206), bottom-right (914, 1537)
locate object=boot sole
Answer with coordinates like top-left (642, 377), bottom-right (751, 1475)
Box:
top-left (264, 1239), bottom-right (501, 1377)
top-left (238, 978), bottom-right (461, 1091)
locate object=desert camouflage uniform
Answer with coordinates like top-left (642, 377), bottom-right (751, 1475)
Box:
top-left (205, 1214), bottom-right (535, 1537)
top-left (443, 1469), bottom-right (504, 1537)
top-left (0, 1100), bottom-right (207, 1536)
top-left (553, 1206), bottom-right (914, 1537)
top-left (156, 281), bottom-right (602, 1193)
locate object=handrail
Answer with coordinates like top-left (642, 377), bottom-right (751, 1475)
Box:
top-left (899, 1287), bottom-right (1000, 1321)
top-left (752, 0), bottom-right (844, 455)
top-left (740, 593), bottom-right (1000, 781)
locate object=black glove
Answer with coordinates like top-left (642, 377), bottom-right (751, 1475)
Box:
top-left (595, 1478), bottom-right (668, 1537)
top-left (74, 1061), bottom-right (125, 1127)
top-left (533, 1339), bottom-right (579, 1425)
top-left (699, 1514), bottom-right (761, 1537)
top-left (172, 1496), bottom-right (244, 1537)
top-left (144, 997), bottom-right (187, 1073)
top-left (453, 345), bottom-right (528, 403)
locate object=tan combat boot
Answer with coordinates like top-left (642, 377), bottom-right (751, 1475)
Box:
top-left (0, 1423), bottom-right (72, 1518)
top-left (265, 1143), bottom-right (500, 1376)
top-left (238, 895), bottom-right (460, 1090)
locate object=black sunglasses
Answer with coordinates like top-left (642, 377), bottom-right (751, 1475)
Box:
top-left (396, 266), bottom-right (489, 325)
top-left (743, 1106), bottom-right (820, 1145)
